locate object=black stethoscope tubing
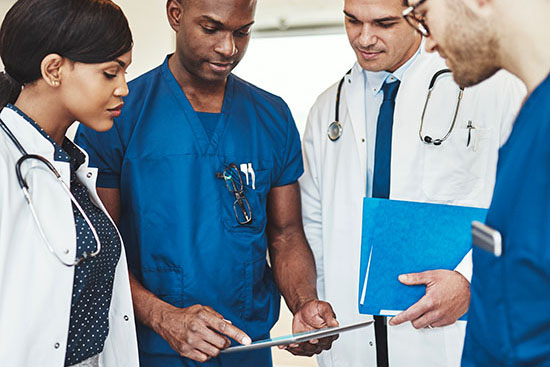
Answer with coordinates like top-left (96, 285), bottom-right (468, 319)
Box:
top-left (328, 68), bottom-right (463, 145)
top-left (327, 69), bottom-right (352, 142)
top-left (0, 117), bottom-right (101, 266)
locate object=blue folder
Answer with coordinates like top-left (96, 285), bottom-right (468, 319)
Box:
top-left (358, 198), bottom-right (487, 319)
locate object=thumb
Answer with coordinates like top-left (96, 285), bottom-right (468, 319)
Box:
top-left (398, 271), bottom-right (432, 285)
top-left (318, 303), bottom-right (339, 327)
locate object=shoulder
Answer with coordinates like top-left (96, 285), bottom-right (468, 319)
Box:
top-left (468, 70), bottom-right (526, 104)
top-left (314, 80), bottom-right (340, 111)
top-left (124, 64), bottom-right (165, 107)
top-left (231, 75), bottom-right (291, 116)
top-left (106, 64), bottom-right (166, 139)
top-left (309, 65), bottom-right (358, 116)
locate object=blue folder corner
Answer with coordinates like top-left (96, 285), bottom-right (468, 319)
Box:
top-left (358, 198), bottom-right (487, 320)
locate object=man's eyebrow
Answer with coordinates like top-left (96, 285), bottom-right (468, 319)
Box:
top-left (374, 16), bottom-right (402, 22)
top-left (200, 16), bottom-right (255, 30)
top-left (200, 15), bottom-right (224, 26)
top-left (343, 11), bottom-right (401, 23)
top-left (237, 21), bottom-right (255, 30)
top-left (343, 10), bottom-right (358, 20)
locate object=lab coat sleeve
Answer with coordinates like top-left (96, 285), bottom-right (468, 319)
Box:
top-left (454, 250), bottom-right (472, 282)
top-left (300, 97), bottom-right (327, 300)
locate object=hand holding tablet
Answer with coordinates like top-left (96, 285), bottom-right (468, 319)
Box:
top-left (222, 320), bottom-right (373, 353)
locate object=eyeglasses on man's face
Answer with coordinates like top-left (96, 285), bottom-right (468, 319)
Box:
top-left (402, 0), bottom-right (430, 37)
top-left (216, 163), bottom-right (253, 225)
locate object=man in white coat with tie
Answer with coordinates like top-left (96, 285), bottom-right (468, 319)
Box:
top-left (299, 0), bottom-right (525, 366)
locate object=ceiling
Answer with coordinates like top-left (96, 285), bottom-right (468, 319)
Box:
top-left (0, 0), bottom-right (347, 36)
top-left (249, 0), bottom-right (346, 35)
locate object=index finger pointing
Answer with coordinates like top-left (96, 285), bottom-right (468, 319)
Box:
top-left (211, 319), bottom-right (252, 345)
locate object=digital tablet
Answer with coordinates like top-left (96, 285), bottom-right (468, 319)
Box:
top-left (472, 221), bottom-right (502, 257)
top-left (222, 320), bottom-right (373, 353)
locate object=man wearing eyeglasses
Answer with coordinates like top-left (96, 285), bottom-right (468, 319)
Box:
top-left (300, 0), bottom-right (525, 366)
top-left (75, 0), bottom-right (339, 366)
top-left (401, 0), bottom-right (550, 366)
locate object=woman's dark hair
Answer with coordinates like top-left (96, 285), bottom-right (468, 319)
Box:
top-left (0, 0), bottom-right (133, 107)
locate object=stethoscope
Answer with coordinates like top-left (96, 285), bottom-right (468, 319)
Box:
top-left (327, 70), bottom-right (351, 142)
top-left (419, 69), bottom-right (464, 145)
top-left (0, 118), bottom-right (101, 267)
top-left (327, 69), bottom-right (464, 145)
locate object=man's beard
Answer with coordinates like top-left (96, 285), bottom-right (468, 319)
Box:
top-left (443, 1), bottom-right (501, 88)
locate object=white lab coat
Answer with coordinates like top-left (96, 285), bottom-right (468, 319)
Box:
top-left (0, 107), bottom-right (139, 367)
top-left (300, 48), bottom-right (525, 367)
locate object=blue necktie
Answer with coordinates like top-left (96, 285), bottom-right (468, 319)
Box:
top-left (371, 79), bottom-right (400, 367)
top-left (372, 80), bottom-right (400, 199)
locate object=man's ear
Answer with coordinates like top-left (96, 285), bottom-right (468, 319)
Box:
top-left (40, 54), bottom-right (65, 88)
top-left (166, 0), bottom-right (184, 32)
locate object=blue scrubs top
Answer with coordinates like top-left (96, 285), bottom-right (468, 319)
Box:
top-left (75, 56), bottom-right (303, 367)
top-left (462, 73), bottom-right (550, 366)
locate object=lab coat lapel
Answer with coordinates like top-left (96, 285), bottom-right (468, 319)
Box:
top-left (390, 50), bottom-right (447, 196)
top-left (343, 63), bottom-right (368, 185)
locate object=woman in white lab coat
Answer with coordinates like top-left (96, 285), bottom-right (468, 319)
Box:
top-left (0, 1), bottom-right (138, 366)
top-left (300, 46), bottom-right (525, 367)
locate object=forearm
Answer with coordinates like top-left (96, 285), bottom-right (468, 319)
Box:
top-left (269, 232), bottom-right (318, 315)
top-left (129, 271), bottom-right (175, 332)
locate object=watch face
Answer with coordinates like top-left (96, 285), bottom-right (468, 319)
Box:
top-left (328, 121), bottom-right (343, 141)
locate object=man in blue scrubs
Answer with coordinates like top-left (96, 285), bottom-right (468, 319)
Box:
top-left (403, 0), bottom-right (550, 365)
top-left (75, 0), bottom-right (338, 366)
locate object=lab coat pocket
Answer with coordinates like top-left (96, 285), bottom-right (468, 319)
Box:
top-left (422, 127), bottom-right (492, 203)
top-left (221, 168), bottom-right (270, 234)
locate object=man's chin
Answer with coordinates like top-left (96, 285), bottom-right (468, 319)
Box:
top-left (451, 65), bottom-right (501, 88)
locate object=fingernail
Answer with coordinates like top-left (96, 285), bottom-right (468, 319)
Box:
top-left (398, 274), bottom-right (407, 282)
top-left (242, 336), bottom-right (252, 345)
top-left (223, 319), bottom-right (233, 324)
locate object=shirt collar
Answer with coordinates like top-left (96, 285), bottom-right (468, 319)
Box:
top-left (363, 43), bottom-right (422, 96)
top-left (6, 103), bottom-right (86, 173)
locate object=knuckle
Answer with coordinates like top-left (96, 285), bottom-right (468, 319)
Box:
top-left (186, 334), bottom-right (197, 346)
top-left (188, 321), bottom-right (200, 333)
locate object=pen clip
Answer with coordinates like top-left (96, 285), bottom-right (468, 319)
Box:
top-left (248, 163), bottom-right (256, 190)
top-left (466, 120), bottom-right (475, 148)
top-left (240, 163), bottom-right (249, 185)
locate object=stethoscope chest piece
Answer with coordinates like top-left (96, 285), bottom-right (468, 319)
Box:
top-left (327, 120), bottom-right (343, 141)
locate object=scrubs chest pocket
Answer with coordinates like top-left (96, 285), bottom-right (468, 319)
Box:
top-left (422, 127), bottom-right (492, 202)
top-left (219, 166), bottom-right (270, 233)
